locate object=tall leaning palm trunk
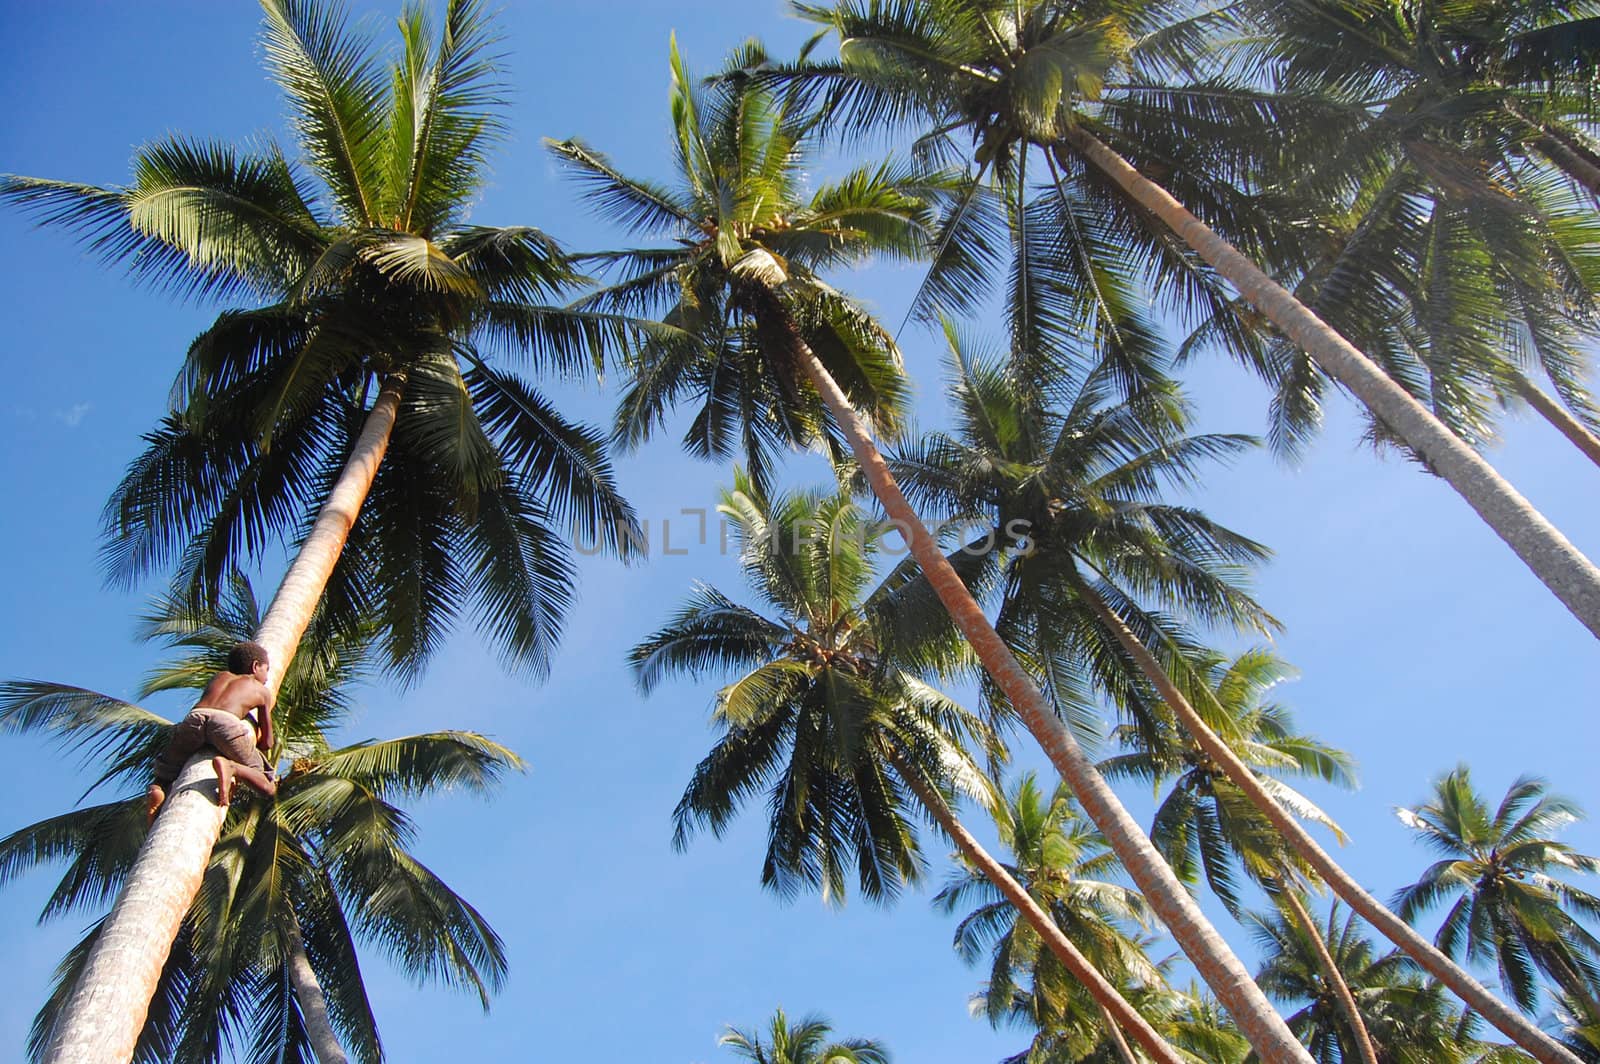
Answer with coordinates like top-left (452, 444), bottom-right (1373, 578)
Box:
top-left (42, 383), bottom-right (401, 1064)
top-left (1073, 579), bottom-right (1579, 1064)
top-left (286, 914), bottom-right (351, 1064)
top-left (788, 333), bottom-right (1312, 1064)
top-left (1061, 128), bottom-right (1600, 641)
top-left (886, 750), bottom-right (1185, 1064)
top-left (22, 0), bottom-right (641, 1055)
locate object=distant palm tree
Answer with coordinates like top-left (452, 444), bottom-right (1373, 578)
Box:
top-left (573, 41), bottom-right (1274, 1048)
top-left (719, 1008), bottom-right (889, 1064)
top-left (1395, 767), bottom-right (1600, 1018)
top-left (1099, 649), bottom-right (1377, 1064)
top-left (1251, 904), bottom-right (1490, 1064)
top-left (788, 0), bottom-right (1600, 648)
top-left (2, 2), bottom-right (635, 1053)
top-left (936, 774), bottom-right (1166, 1064)
top-left (632, 482), bottom-right (1184, 1063)
top-left (992, 982), bottom-right (1254, 1064)
top-left (0, 577), bottom-right (519, 1064)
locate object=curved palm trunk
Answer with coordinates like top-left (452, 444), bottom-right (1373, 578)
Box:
top-left (42, 379), bottom-right (405, 1064)
top-left (1511, 373), bottom-right (1600, 470)
top-left (286, 913), bottom-right (350, 1064)
top-left (1060, 126), bottom-right (1600, 642)
top-left (1073, 579), bottom-right (1580, 1064)
top-left (790, 341), bottom-right (1313, 1063)
top-left (1275, 889), bottom-right (1378, 1064)
top-left (885, 749), bottom-right (1185, 1064)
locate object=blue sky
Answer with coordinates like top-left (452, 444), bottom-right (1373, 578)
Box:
top-left (2, 2), bottom-right (1599, 1062)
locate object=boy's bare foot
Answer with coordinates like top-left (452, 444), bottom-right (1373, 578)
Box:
top-left (146, 784), bottom-right (165, 826)
top-left (214, 757), bottom-right (235, 807)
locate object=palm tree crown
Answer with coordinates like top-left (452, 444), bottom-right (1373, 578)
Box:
top-left (549, 37), bottom-right (955, 493)
top-left (1099, 648), bottom-right (1357, 916)
top-left (891, 332), bottom-right (1272, 737)
top-left (1251, 904), bottom-right (1487, 1064)
top-left (935, 773), bottom-right (1162, 1050)
top-left (1394, 766), bottom-right (1600, 1017)
top-left (719, 1008), bottom-right (890, 1064)
top-left (2, 0), bottom-right (642, 679)
top-left (630, 477), bottom-right (994, 904)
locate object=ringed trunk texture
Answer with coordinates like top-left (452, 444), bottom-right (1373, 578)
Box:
top-left (790, 340), bottom-right (1314, 1064)
top-left (1277, 889), bottom-right (1379, 1064)
top-left (1513, 373), bottom-right (1600, 470)
top-left (43, 379), bottom-right (404, 1064)
top-left (1062, 125), bottom-right (1600, 643)
top-left (887, 749), bottom-right (1185, 1064)
top-left (1076, 580), bottom-right (1581, 1064)
top-left (286, 914), bottom-right (350, 1064)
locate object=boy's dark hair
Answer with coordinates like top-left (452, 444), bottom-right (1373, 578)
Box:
top-left (228, 641), bottom-right (270, 675)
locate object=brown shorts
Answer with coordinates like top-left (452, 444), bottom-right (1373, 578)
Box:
top-left (153, 708), bottom-right (269, 788)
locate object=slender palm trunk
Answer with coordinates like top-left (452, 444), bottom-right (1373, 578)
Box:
top-left (1512, 373), bottom-right (1600, 469)
top-left (286, 913), bottom-right (350, 1064)
top-left (1060, 126), bottom-right (1600, 642)
top-left (42, 379), bottom-right (405, 1064)
top-left (1276, 889), bottom-right (1378, 1064)
top-left (788, 338), bottom-right (1313, 1063)
top-left (884, 749), bottom-right (1184, 1064)
top-left (1072, 578), bottom-right (1580, 1064)
top-left (1098, 1002), bottom-right (1142, 1064)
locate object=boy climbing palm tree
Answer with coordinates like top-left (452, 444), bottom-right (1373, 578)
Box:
top-left (146, 641), bottom-right (277, 821)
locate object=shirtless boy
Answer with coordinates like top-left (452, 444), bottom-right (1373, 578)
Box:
top-left (146, 641), bottom-right (278, 823)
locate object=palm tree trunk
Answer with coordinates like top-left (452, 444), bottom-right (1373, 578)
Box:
top-left (1098, 1002), bottom-right (1142, 1064)
top-left (1275, 889), bottom-right (1378, 1064)
top-left (286, 913), bottom-right (350, 1064)
top-left (1532, 126), bottom-right (1600, 200)
top-left (1072, 577), bottom-right (1581, 1064)
top-left (1511, 372), bottom-right (1600, 469)
top-left (789, 340), bottom-right (1313, 1064)
top-left (42, 378), bottom-right (405, 1064)
top-left (1060, 125), bottom-right (1600, 643)
top-left (884, 748), bottom-right (1184, 1064)
top-left (253, 375), bottom-right (406, 669)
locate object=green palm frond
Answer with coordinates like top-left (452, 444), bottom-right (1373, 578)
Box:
top-left (259, 0), bottom-right (391, 225)
top-left (0, 137), bottom-right (323, 302)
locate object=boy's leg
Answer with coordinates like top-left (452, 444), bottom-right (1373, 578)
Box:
top-left (213, 757), bottom-right (277, 806)
top-left (148, 711), bottom-right (207, 825)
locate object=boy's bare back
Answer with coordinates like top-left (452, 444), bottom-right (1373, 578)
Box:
top-left (195, 671), bottom-right (271, 719)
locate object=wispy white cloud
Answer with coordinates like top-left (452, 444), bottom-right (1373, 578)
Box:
top-left (53, 402), bottom-right (92, 428)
